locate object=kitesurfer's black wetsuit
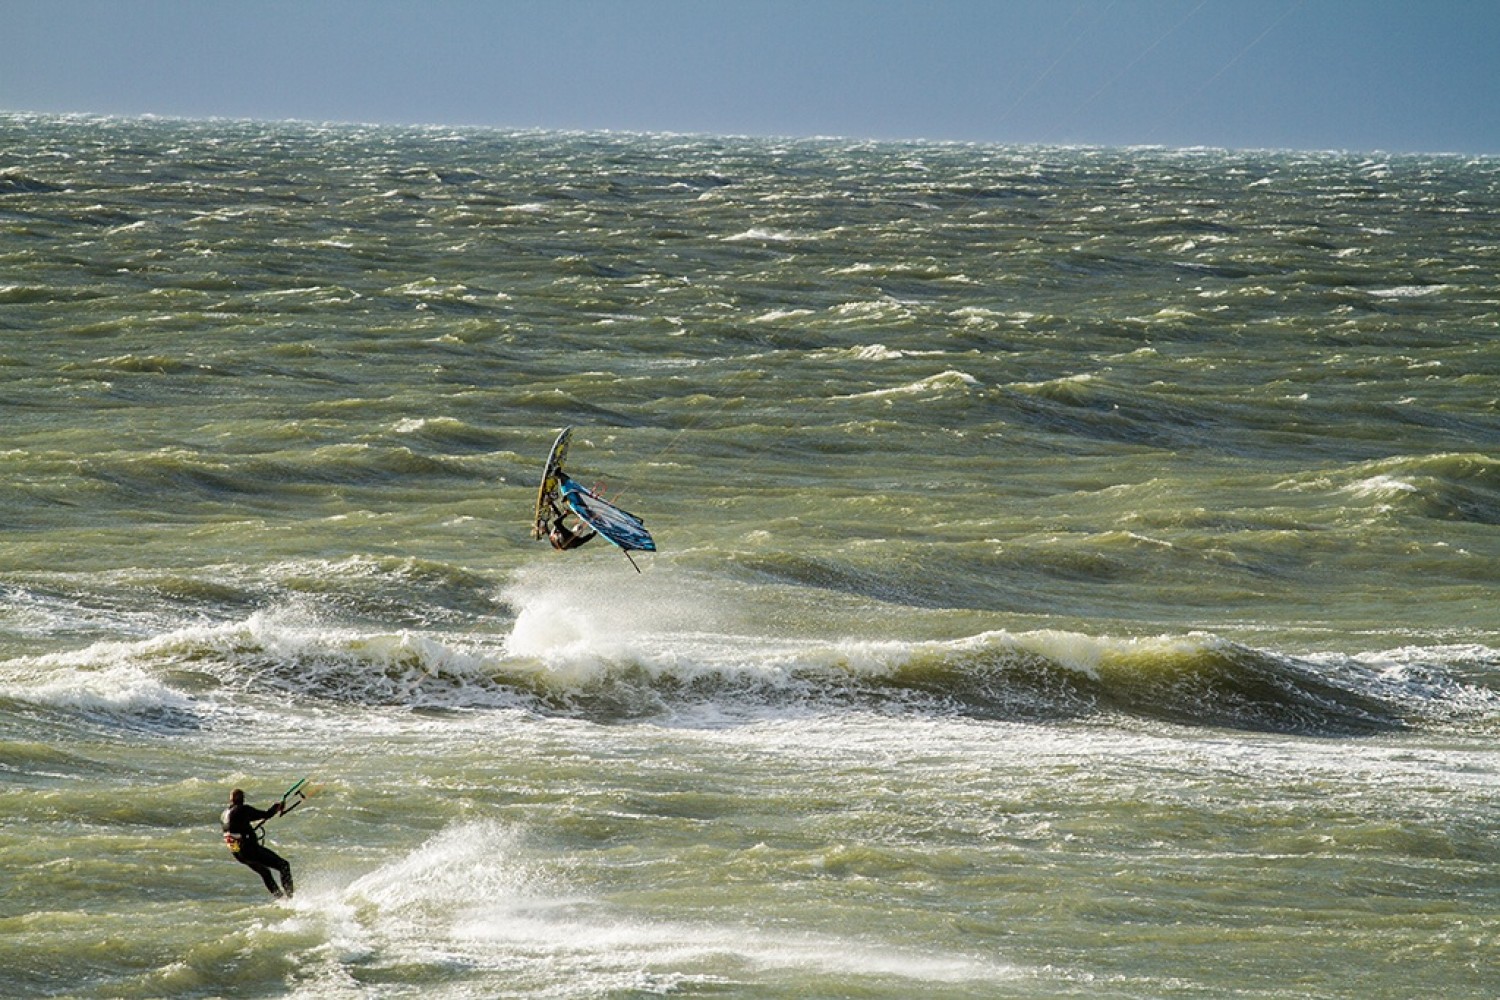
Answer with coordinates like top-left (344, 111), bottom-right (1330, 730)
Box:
top-left (222, 802), bottom-right (294, 898)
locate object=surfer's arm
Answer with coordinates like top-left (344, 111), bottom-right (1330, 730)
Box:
top-left (245, 802), bottom-right (281, 822)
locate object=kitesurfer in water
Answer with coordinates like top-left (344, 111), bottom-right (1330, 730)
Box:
top-left (221, 788), bottom-right (294, 899)
top-left (547, 499), bottom-right (596, 551)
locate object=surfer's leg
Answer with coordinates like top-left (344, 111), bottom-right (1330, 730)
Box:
top-left (259, 846), bottom-right (294, 897)
top-left (250, 860), bottom-right (280, 894)
top-left (238, 849), bottom-right (286, 896)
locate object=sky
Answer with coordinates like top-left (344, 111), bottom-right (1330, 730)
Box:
top-left (4, 0), bottom-right (1498, 154)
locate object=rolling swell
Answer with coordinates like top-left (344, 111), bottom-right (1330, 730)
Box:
top-left (1343, 453), bottom-right (1500, 526)
top-left (795, 631), bottom-right (1432, 735)
top-left (9, 611), bottom-right (1490, 736)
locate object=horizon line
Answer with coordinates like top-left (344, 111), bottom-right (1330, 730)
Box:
top-left (3, 107), bottom-right (1492, 161)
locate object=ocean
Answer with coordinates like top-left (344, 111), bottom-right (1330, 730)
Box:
top-left (1, 113), bottom-right (1497, 998)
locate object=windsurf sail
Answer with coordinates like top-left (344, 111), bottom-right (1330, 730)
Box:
top-left (561, 474), bottom-right (656, 554)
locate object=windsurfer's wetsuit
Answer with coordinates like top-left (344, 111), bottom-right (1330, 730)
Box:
top-left (547, 501), bottom-right (596, 551)
top-left (222, 801), bottom-right (294, 898)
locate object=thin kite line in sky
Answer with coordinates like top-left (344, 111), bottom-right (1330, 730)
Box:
top-left (996, 0), bottom-right (1120, 129)
top-left (1045, 0), bottom-right (1210, 144)
top-left (1149, 0), bottom-right (1307, 145)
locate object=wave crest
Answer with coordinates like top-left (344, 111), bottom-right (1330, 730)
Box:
top-left (6, 589), bottom-right (1495, 735)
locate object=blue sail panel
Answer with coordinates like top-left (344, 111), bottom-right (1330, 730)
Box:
top-left (560, 476), bottom-right (656, 553)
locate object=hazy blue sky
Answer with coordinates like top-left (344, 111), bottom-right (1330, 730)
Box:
top-left (5, 1), bottom-right (1498, 153)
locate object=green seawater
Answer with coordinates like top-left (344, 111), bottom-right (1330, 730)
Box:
top-left (2, 114), bottom-right (1498, 998)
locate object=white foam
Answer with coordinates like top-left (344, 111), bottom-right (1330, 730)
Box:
top-left (851, 342), bottom-right (906, 360)
top-left (1368, 284), bottom-right (1449, 299)
top-left (503, 587), bottom-right (637, 683)
top-left (829, 297), bottom-right (916, 321)
top-left (0, 651), bottom-right (191, 715)
top-left (721, 227), bottom-right (810, 242)
top-left (839, 370), bottom-right (980, 399)
top-left (0, 603), bottom-right (515, 717)
top-left (746, 307), bottom-right (815, 323)
top-left (297, 819), bottom-right (1013, 991)
top-left (1344, 474), bottom-right (1419, 498)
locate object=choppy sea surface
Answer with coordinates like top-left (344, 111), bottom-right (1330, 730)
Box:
top-left (2, 113), bottom-right (1498, 998)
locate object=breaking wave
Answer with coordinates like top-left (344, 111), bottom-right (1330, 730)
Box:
top-left (3, 602), bottom-right (1496, 737)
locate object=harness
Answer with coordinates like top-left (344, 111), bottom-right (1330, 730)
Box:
top-left (221, 808), bottom-right (263, 854)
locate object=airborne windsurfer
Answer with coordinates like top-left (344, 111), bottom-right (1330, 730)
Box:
top-left (531, 428), bottom-right (654, 568)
